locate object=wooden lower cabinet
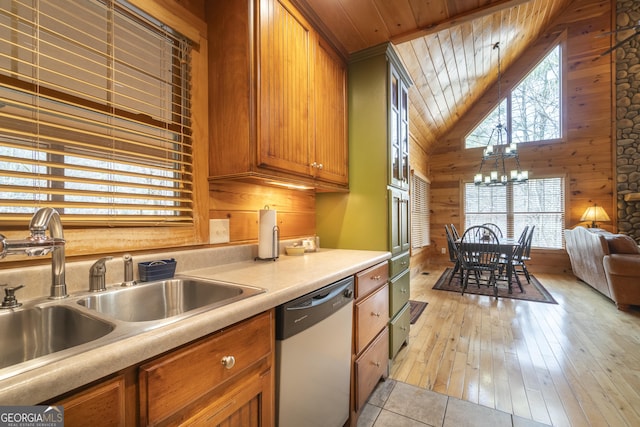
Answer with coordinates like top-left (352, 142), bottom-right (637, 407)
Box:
top-left (354, 284), bottom-right (390, 355)
top-left (354, 327), bottom-right (389, 412)
top-left (51, 373), bottom-right (133, 426)
top-left (47, 310), bottom-right (275, 427)
top-left (180, 365), bottom-right (272, 426)
top-left (350, 261), bottom-right (390, 425)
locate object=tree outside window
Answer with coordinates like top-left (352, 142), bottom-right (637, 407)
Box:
top-left (466, 45), bottom-right (561, 149)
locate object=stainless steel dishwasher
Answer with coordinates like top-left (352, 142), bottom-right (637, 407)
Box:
top-left (275, 276), bottom-right (354, 427)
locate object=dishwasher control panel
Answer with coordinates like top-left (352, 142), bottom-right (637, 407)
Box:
top-left (275, 276), bottom-right (354, 340)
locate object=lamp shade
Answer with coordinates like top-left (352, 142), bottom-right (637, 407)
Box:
top-left (580, 205), bottom-right (610, 228)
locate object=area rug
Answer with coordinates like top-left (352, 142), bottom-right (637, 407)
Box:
top-left (409, 300), bottom-right (428, 324)
top-left (433, 268), bottom-right (557, 304)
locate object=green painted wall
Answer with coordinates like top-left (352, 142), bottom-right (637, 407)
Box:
top-left (316, 51), bottom-right (390, 251)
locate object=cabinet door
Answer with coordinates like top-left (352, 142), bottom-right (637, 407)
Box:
top-left (389, 188), bottom-right (410, 255)
top-left (389, 69), bottom-right (402, 189)
top-left (389, 188), bottom-right (401, 255)
top-left (400, 189), bottom-right (410, 253)
top-left (181, 367), bottom-right (273, 426)
top-left (399, 80), bottom-right (410, 190)
top-left (389, 64), bottom-right (410, 190)
top-left (259, 0), bottom-right (313, 177)
top-left (313, 37), bottom-right (348, 185)
top-left (52, 374), bottom-right (129, 426)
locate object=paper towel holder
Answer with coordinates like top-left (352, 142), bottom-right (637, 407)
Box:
top-left (255, 205), bottom-right (280, 261)
top-left (255, 225), bottom-right (279, 261)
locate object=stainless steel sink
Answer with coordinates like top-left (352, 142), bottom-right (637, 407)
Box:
top-left (77, 277), bottom-right (265, 322)
top-left (0, 305), bottom-right (114, 370)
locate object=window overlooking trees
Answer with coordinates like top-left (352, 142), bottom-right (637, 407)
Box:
top-left (466, 45), bottom-right (561, 149)
top-left (464, 177), bottom-right (565, 249)
top-left (0, 0), bottom-right (194, 227)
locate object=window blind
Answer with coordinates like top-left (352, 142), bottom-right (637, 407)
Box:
top-left (0, 0), bottom-right (193, 226)
top-left (464, 177), bottom-right (565, 249)
top-left (411, 171), bottom-right (430, 248)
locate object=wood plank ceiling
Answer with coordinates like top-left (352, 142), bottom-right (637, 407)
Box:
top-left (295, 0), bottom-right (575, 155)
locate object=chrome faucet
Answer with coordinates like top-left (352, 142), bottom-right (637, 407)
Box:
top-left (0, 207), bottom-right (68, 299)
top-left (121, 253), bottom-right (136, 287)
top-left (89, 257), bottom-right (113, 292)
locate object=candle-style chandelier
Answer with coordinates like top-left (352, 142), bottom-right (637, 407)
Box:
top-left (474, 42), bottom-right (529, 187)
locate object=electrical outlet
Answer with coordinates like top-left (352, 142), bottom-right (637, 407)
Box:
top-left (210, 219), bottom-right (230, 244)
top-left (441, 247), bottom-right (446, 254)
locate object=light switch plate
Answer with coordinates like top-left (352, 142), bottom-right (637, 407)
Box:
top-left (210, 219), bottom-right (230, 244)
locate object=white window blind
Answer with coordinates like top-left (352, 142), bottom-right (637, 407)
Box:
top-left (411, 171), bottom-right (430, 248)
top-left (464, 177), bottom-right (565, 249)
top-left (0, 0), bottom-right (194, 226)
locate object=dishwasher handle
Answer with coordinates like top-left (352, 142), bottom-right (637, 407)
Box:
top-left (287, 281), bottom-right (352, 310)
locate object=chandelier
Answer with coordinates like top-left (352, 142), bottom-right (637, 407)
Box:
top-left (474, 42), bottom-right (529, 187)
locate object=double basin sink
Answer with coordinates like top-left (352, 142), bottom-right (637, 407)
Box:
top-left (0, 277), bottom-right (265, 377)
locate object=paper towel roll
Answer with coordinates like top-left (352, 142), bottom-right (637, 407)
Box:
top-left (258, 208), bottom-right (278, 259)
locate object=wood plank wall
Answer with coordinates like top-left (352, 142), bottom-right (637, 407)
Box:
top-left (420, 0), bottom-right (614, 273)
top-left (209, 182), bottom-right (316, 244)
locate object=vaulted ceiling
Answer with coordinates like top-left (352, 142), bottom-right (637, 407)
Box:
top-left (295, 0), bottom-right (575, 155)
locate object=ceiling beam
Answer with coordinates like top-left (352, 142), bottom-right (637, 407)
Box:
top-left (391, 0), bottom-right (533, 44)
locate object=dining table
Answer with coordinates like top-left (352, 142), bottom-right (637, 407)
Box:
top-left (455, 237), bottom-right (523, 294)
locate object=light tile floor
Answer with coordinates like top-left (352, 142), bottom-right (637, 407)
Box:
top-left (357, 379), bottom-right (551, 427)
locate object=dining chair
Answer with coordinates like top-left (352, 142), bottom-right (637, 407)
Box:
top-left (515, 225), bottom-right (535, 283)
top-left (481, 223), bottom-right (503, 238)
top-left (499, 226), bottom-right (529, 287)
top-left (450, 223), bottom-right (460, 240)
top-left (458, 225), bottom-right (502, 299)
top-left (444, 225), bottom-right (463, 284)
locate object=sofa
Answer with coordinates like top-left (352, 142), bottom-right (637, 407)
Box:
top-left (564, 226), bottom-right (640, 310)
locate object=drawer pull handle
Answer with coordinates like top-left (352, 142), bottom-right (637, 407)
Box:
top-left (371, 275), bottom-right (381, 280)
top-left (372, 312), bottom-right (381, 317)
top-left (221, 355), bottom-right (236, 369)
top-left (373, 361), bottom-right (380, 367)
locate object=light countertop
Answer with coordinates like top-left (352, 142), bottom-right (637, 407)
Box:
top-left (0, 248), bottom-right (390, 405)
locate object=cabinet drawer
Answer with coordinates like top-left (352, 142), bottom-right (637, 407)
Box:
top-left (389, 302), bottom-right (410, 359)
top-left (388, 252), bottom-right (409, 278)
top-left (354, 328), bottom-right (389, 412)
top-left (139, 311), bottom-right (273, 426)
top-left (355, 261), bottom-right (389, 299)
top-left (355, 284), bottom-right (389, 355)
top-left (389, 269), bottom-right (410, 317)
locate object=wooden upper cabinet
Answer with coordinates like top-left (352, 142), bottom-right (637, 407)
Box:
top-left (258, 0), bottom-right (313, 177)
top-left (207, 0), bottom-right (348, 190)
top-left (313, 37), bottom-right (348, 185)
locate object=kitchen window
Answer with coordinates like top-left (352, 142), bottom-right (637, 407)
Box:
top-left (464, 177), bottom-right (565, 249)
top-left (0, 0), bottom-right (195, 227)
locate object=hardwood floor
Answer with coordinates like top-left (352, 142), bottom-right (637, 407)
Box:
top-left (389, 266), bottom-right (640, 427)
